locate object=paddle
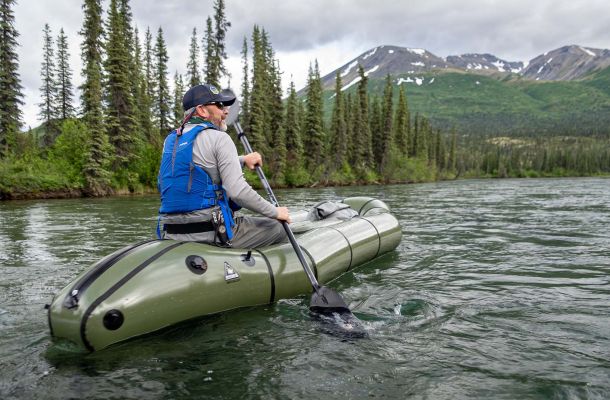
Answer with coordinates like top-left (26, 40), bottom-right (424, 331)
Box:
top-left (225, 95), bottom-right (352, 316)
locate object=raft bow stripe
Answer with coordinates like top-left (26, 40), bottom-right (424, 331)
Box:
top-left (63, 239), bottom-right (159, 310)
top-left (80, 242), bottom-right (186, 352)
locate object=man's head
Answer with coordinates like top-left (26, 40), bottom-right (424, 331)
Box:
top-left (183, 84), bottom-right (236, 131)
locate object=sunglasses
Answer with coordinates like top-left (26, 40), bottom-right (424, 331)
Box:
top-left (206, 102), bottom-right (227, 110)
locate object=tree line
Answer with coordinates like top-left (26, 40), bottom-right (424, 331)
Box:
top-left (236, 36), bottom-right (460, 187)
top-left (0, 0), bottom-right (233, 197)
top-left (0, 0), bottom-right (608, 199)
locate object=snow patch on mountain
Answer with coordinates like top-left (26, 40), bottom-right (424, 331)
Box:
top-left (341, 76), bottom-right (361, 91)
top-left (363, 47), bottom-right (378, 60)
top-left (492, 61), bottom-right (506, 72)
top-left (396, 77), bottom-right (424, 86)
top-left (341, 61), bottom-right (358, 77)
top-left (408, 48), bottom-right (426, 56)
top-left (579, 46), bottom-right (596, 57)
top-left (366, 65), bottom-right (379, 75)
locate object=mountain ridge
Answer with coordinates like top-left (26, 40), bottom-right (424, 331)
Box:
top-left (309, 44), bottom-right (610, 136)
top-left (318, 44), bottom-right (610, 92)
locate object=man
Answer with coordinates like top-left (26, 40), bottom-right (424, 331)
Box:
top-left (157, 83), bottom-right (289, 247)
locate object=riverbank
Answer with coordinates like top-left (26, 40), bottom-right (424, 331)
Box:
top-left (3, 172), bottom-right (609, 201)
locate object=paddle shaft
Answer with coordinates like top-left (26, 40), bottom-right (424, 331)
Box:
top-left (233, 121), bottom-right (322, 293)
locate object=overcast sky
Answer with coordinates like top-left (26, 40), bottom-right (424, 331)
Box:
top-left (13, 0), bottom-right (610, 129)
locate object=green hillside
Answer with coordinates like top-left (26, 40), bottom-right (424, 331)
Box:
top-left (324, 66), bottom-right (610, 136)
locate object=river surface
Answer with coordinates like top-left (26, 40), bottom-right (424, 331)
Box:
top-left (1, 178), bottom-right (609, 399)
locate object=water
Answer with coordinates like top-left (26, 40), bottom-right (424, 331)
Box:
top-left (1, 178), bottom-right (609, 399)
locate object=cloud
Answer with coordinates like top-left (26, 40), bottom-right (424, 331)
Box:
top-left (12, 0), bottom-right (610, 129)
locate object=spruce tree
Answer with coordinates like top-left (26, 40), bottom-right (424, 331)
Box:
top-left (80, 0), bottom-right (111, 194)
top-left (119, 0), bottom-right (142, 138)
top-left (427, 123), bottom-right (436, 165)
top-left (212, 0), bottom-right (230, 82)
top-left (348, 90), bottom-right (361, 166)
top-left (284, 80), bottom-right (303, 166)
top-left (118, 0), bottom-right (134, 52)
top-left (344, 92), bottom-right (354, 163)
top-left (303, 61), bottom-right (325, 174)
top-left (140, 26), bottom-right (156, 143)
top-left (118, 0), bottom-right (136, 91)
top-left (393, 86), bottom-right (409, 156)
top-left (203, 17), bottom-right (215, 84)
top-left (355, 65), bottom-right (373, 170)
top-left (38, 23), bottom-right (58, 143)
top-left (104, 0), bottom-right (138, 168)
top-left (173, 72), bottom-right (185, 126)
top-left (0, 0), bottom-right (23, 157)
top-left (239, 36), bottom-right (250, 131)
top-left (259, 29), bottom-right (276, 146)
top-left (144, 27), bottom-right (155, 109)
top-left (411, 113), bottom-right (419, 158)
top-left (154, 27), bottom-right (171, 136)
top-left (186, 27), bottom-right (201, 87)
top-left (449, 128), bottom-right (457, 172)
top-left (415, 115), bottom-right (428, 160)
top-left (133, 26), bottom-right (154, 143)
top-left (247, 25), bottom-right (270, 156)
top-left (266, 50), bottom-right (285, 181)
top-left (202, 0), bottom-right (231, 87)
top-left (329, 71), bottom-right (347, 170)
top-left (56, 28), bottom-right (75, 121)
top-left (379, 74), bottom-right (393, 173)
top-left (435, 130), bottom-right (445, 171)
top-left (370, 95), bottom-right (382, 165)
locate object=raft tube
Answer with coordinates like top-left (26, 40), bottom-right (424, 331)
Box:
top-left (48, 197), bottom-right (401, 351)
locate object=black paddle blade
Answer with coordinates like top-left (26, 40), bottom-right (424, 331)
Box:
top-left (311, 311), bottom-right (369, 339)
top-left (310, 286), bottom-right (351, 315)
top-left (310, 286), bottom-right (367, 338)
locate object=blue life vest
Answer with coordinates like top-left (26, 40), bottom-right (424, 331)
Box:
top-left (158, 123), bottom-right (235, 240)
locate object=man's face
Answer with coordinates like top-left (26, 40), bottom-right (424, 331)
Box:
top-left (200, 103), bottom-right (229, 131)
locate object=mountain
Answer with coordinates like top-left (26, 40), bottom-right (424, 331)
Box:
top-left (319, 44), bottom-right (610, 91)
top-left (313, 44), bottom-right (610, 136)
top-left (314, 46), bottom-right (610, 136)
top-left (445, 53), bottom-right (524, 74)
top-left (322, 45), bottom-right (450, 91)
top-left (521, 45), bottom-right (610, 80)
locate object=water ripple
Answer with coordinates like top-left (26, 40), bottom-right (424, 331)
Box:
top-left (1, 179), bottom-right (610, 399)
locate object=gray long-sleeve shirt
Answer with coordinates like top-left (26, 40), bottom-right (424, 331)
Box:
top-left (161, 123), bottom-right (277, 225)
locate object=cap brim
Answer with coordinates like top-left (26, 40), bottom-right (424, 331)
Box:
top-left (218, 89), bottom-right (236, 106)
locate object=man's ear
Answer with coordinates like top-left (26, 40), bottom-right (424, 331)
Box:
top-left (196, 105), bottom-right (208, 118)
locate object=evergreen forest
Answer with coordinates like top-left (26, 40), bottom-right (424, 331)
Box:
top-left (0, 0), bottom-right (608, 200)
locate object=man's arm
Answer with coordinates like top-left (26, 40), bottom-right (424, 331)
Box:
top-left (213, 133), bottom-right (278, 218)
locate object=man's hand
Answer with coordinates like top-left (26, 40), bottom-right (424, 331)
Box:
top-left (276, 206), bottom-right (291, 223)
top-left (243, 152), bottom-right (262, 170)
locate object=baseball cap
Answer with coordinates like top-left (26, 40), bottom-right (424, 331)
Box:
top-left (182, 84), bottom-right (236, 111)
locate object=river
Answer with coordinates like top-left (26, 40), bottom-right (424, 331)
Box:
top-left (1, 178), bottom-right (609, 399)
